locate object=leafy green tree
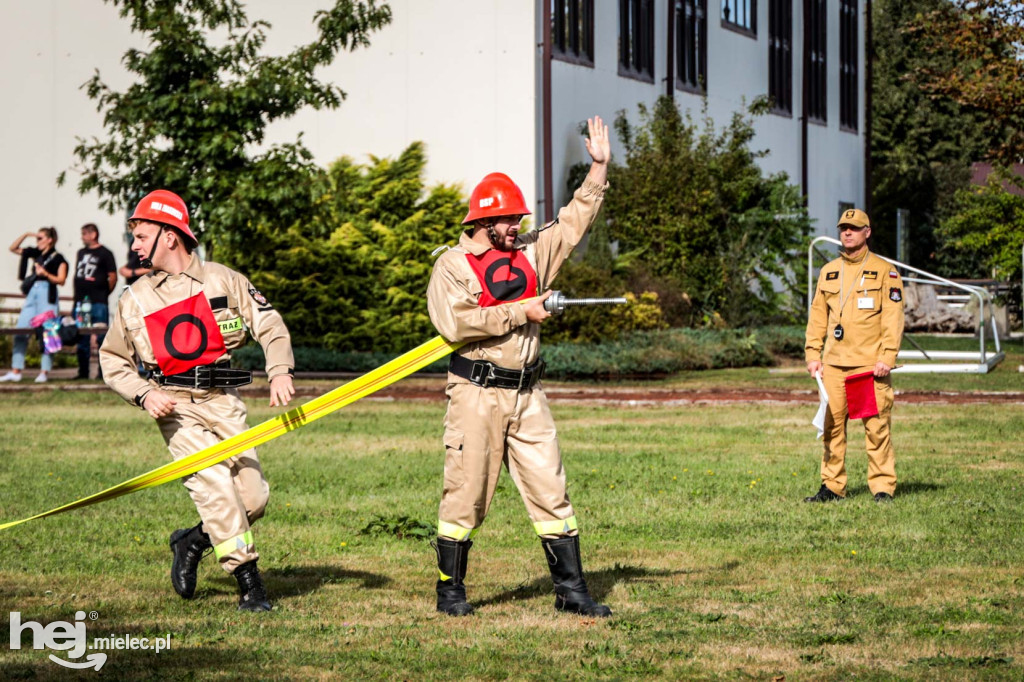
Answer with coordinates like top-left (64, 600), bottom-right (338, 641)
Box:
top-left (871, 0), bottom-right (1006, 270)
top-left (909, 0), bottom-right (1024, 166)
top-left (604, 95), bottom-right (810, 327)
top-left (59, 0), bottom-right (391, 258)
top-left (935, 171), bottom-right (1024, 284)
top-left (232, 142), bottom-right (466, 353)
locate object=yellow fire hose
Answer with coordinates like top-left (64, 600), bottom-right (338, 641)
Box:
top-left (0, 335), bottom-right (462, 532)
top-left (0, 291), bottom-right (623, 532)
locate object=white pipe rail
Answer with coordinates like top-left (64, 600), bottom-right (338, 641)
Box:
top-left (807, 236), bottom-right (1005, 374)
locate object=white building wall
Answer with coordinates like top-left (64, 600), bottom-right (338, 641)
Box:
top-left (550, 0), bottom-right (866, 238)
top-left (803, 0), bottom-right (866, 236)
top-left (258, 0), bottom-right (538, 216)
top-left (549, 0), bottom-right (669, 208)
top-left (2, 0), bottom-right (864, 297)
top-left (0, 0), bottom-right (537, 294)
top-left (0, 0), bottom-right (137, 295)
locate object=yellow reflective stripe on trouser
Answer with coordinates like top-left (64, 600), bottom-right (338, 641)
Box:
top-left (533, 516), bottom-right (578, 536)
top-left (213, 530), bottom-right (254, 559)
top-left (437, 520), bottom-right (475, 541)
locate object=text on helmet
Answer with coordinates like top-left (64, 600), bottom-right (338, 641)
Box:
top-left (151, 202), bottom-right (184, 220)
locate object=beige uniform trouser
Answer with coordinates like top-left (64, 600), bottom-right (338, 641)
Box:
top-left (438, 382), bottom-right (577, 541)
top-left (156, 388), bottom-right (268, 573)
top-left (821, 365), bottom-right (897, 497)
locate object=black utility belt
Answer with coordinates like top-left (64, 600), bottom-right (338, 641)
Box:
top-left (156, 363), bottom-right (253, 389)
top-left (449, 354), bottom-right (545, 391)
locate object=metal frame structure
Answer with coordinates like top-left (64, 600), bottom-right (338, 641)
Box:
top-left (807, 236), bottom-right (1004, 374)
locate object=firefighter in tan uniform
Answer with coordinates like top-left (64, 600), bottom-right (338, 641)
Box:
top-left (100, 190), bottom-right (295, 611)
top-left (805, 208), bottom-right (905, 503)
top-left (426, 116), bottom-right (612, 617)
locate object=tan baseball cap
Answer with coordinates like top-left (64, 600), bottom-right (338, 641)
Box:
top-left (837, 208), bottom-right (870, 229)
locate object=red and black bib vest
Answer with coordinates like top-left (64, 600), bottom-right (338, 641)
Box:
top-left (465, 249), bottom-right (538, 307)
top-left (143, 293), bottom-right (227, 375)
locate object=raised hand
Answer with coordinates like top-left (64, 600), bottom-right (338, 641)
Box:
top-left (585, 116), bottom-right (610, 165)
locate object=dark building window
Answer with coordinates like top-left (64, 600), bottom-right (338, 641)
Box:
top-left (806, 0), bottom-right (827, 122)
top-left (722, 0), bottom-right (756, 35)
top-left (552, 0), bottom-right (594, 66)
top-left (676, 0), bottom-right (707, 92)
top-left (839, 0), bottom-right (858, 130)
top-left (768, 0), bottom-right (792, 114)
top-left (619, 0), bottom-right (655, 81)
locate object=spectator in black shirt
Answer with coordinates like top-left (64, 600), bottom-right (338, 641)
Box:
top-left (119, 248), bottom-right (152, 286)
top-left (73, 223), bottom-right (117, 379)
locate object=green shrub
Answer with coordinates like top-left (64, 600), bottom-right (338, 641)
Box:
top-left (541, 328), bottom-right (793, 378)
top-left (605, 96), bottom-right (811, 327)
top-left (753, 325), bottom-right (806, 358)
top-left (233, 326), bottom-right (803, 379)
top-left (231, 344), bottom-right (449, 374)
top-left (225, 142), bottom-right (466, 355)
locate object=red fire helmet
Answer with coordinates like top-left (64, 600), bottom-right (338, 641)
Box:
top-left (129, 190), bottom-right (198, 246)
top-left (462, 173), bottom-right (532, 225)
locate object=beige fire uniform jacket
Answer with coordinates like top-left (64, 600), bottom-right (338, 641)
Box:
top-left (426, 177), bottom-right (607, 541)
top-left (805, 250), bottom-right (905, 497)
top-left (100, 253), bottom-right (293, 572)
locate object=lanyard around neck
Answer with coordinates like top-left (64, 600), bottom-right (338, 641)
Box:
top-left (838, 256), bottom-right (868, 320)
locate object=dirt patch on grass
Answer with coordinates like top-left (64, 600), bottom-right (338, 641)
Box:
top-left (350, 384), bottom-right (1024, 406)
top-left (6, 378), bottom-right (1023, 406)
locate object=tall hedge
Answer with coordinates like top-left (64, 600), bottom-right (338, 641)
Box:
top-left (225, 142), bottom-right (466, 353)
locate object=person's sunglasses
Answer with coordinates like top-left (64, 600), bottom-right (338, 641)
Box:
top-left (838, 225), bottom-right (867, 232)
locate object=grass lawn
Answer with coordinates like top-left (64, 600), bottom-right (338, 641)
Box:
top-left (0, 366), bottom-right (1021, 680)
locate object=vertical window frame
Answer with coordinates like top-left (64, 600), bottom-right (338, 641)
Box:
top-left (722, 0), bottom-right (757, 37)
top-left (552, 0), bottom-right (595, 67)
top-left (619, 0), bottom-right (656, 82)
top-left (768, 0), bottom-right (792, 115)
top-left (806, 0), bottom-right (827, 124)
top-left (839, 0), bottom-right (858, 131)
top-left (676, 0), bottom-right (707, 93)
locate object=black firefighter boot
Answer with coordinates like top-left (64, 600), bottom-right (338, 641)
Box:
top-left (234, 559), bottom-right (272, 612)
top-left (542, 535), bottom-right (612, 618)
top-left (169, 523), bottom-right (211, 599)
top-left (434, 537), bottom-right (474, 616)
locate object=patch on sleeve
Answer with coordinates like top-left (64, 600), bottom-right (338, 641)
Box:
top-left (825, 271), bottom-right (839, 281)
top-left (889, 288), bottom-right (902, 302)
top-left (248, 286), bottom-right (270, 307)
top-left (889, 271), bottom-right (899, 278)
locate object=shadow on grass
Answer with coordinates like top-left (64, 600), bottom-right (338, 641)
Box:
top-left (476, 560), bottom-right (728, 608)
top-left (2, 618), bottom-right (250, 681)
top-left (846, 481), bottom-right (944, 498)
top-left (0, 644), bottom-right (251, 681)
top-left (199, 563), bottom-right (391, 600)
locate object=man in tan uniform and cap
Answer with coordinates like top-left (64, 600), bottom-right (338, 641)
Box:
top-left (101, 190), bottom-right (295, 611)
top-left (805, 208), bottom-right (905, 503)
top-left (426, 116), bottom-right (612, 617)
